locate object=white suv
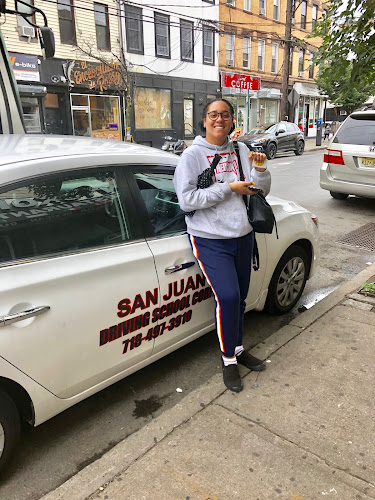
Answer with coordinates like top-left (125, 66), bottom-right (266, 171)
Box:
top-left (320, 110), bottom-right (375, 199)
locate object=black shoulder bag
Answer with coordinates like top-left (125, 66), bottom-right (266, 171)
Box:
top-left (184, 153), bottom-right (221, 217)
top-left (233, 141), bottom-right (278, 270)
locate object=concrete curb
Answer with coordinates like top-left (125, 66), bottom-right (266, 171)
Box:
top-left (40, 262), bottom-right (375, 500)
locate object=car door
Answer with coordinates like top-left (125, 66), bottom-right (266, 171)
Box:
top-left (126, 166), bottom-right (268, 357)
top-left (276, 122), bottom-right (289, 151)
top-left (0, 165), bottom-right (157, 399)
top-left (286, 122), bottom-right (298, 149)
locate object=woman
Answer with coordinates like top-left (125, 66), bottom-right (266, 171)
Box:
top-left (173, 99), bottom-right (271, 392)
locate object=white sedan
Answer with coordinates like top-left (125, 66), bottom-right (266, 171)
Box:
top-left (0, 135), bottom-right (319, 471)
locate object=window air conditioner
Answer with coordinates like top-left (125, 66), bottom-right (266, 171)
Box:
top-left (226, 0), bottom-right (235, 6)
top-left (260, 7), bottom-right (265, 15)
top-left (227, 59), bottom-right (234, 67)
top-left (298, 71), bottom-right (304, 77)
top-left (21, 25), bottom-right (36, 38)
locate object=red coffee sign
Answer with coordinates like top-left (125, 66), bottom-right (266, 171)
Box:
top-left (221, 72), bottom-right (261, 91)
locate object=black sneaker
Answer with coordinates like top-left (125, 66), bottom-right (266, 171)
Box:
top-left (221, 360), bottom-right (243, 392)
top-left (237, 351), bottom-right (266, 371)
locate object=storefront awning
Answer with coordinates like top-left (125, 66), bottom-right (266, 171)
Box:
top-left (17, 84), bottom-right (47, 96)
top-left (293, 82), bottom-right (322, 98)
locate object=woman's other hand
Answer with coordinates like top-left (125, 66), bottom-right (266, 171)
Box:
top-left (249, 151), bottom-right (267, 172)
top-left (229, 181), bottom-right (260, 196)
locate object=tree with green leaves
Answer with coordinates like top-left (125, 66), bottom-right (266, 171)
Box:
top-left (311, 0), bottom-right (375, 111)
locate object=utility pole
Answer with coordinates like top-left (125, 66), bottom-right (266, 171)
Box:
top-left (280, 0), bottom-right (293, 121)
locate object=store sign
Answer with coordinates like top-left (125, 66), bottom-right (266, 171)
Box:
top-left (8, 52), bottom-right (39, 82)
top-left (221, 72), bottom-right (261, 91)
top-left (72, 60), bottom-right (122, 92)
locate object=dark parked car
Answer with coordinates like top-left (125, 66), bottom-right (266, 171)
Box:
top-left (237, 121), bottom-right (305, 160)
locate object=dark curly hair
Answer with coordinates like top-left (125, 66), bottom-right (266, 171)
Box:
top-left (199, 98), bottom-right (236, 135)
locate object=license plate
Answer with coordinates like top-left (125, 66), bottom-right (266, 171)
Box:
top-left (361, 157), bottom-right (375, 167)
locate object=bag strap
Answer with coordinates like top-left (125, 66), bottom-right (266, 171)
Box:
top-left (233, 140), bottom-right (260, 270)
top-left (233, 141), bottom-right (248, 209)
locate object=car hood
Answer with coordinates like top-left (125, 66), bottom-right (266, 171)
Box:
top-left (238, 133), bottom-right (270, 142)
top-left (267, 195), bottom-right (311, 215)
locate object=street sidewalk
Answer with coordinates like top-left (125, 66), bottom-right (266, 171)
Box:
top-left (42, 263), bottom-right (375, 500)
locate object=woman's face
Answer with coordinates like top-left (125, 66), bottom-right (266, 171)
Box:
top-left (203, 101), bottom-right (233, 145)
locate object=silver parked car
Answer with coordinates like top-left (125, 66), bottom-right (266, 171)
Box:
top-left (320, 110), bottom-right (375, 199)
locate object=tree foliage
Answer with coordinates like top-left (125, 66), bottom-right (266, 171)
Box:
top-left (311, 0), bottom-right (375, 107)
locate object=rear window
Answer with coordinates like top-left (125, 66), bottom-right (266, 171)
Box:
top-left (334, 114), bottom-right (375, 146)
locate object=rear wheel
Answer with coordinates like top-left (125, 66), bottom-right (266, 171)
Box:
top-left (330, 191), bottom-right (349, 200)
top-left (294, 140), bottom-right (305, 156)
top-left (266, 143), bottom-right (277, 160)
top-left (0, 391), bottom-right (20, 473)
top-left (265, 245), bottom-right (309, 314)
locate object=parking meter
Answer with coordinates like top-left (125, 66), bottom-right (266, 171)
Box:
top-left (316, 119), bottom-right (322, 146)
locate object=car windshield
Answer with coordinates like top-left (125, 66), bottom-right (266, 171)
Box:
top-left (334, 114), bottom-right (375, 146)
top-left (247, 124), bottom-right (276, 135)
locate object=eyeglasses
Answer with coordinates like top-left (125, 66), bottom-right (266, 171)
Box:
top-left (206, 111), bottom-right (232, 121)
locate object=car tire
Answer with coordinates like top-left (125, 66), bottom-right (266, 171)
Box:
top-left (330, 191), bottom-right (349, 200)
top-left (0, 390), bottom-right (20, 473)
top-left (265, 245), bottom-right (309, 315)
top-left (266, 143), bottom-right (277, 160)
top-left (294, 140), bottom-right (305, 156)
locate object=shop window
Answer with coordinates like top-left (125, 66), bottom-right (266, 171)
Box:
top-left (203, 25), bottom-right (214, 65)
top-left (90, 95), bottom-right (120, 140)
top-left (94, 3), bottom-right (110, 51)
top-left (271, 43), bottom-right (278, 73)
top-left (258, 40), bottom-right (265, 71)
top-left (134, 88), bottom-right (171, 130)
top-left (184, 98), bottom-right (194, 136)
top-left (180, 20), bottom-right (194, 61)
top-left (154, 13), bottom-right (170, 58)
top-left (125, 5), bottom-right (143, 54)
top-left (243, 37), bottom-right (250, 69)
top-left (226, 34), bottom-right (235, 67)
top-left (0, 169), bottom-right (129, 264)
top-left (57, 0), bottom-right (76, 45)
top-left (71, 94), bottom-right (89, 107)
top-left (300, 1), bottom-right (307, 29)
top-left (273, 0), bottom-right (280, 21)
top-left (44, 93), bottom-right (62, 135)
top-left (20, 96), bottom-right (41, 133)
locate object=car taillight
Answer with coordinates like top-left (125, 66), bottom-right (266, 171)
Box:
top-left (323, 149), bottom-right (345, 165)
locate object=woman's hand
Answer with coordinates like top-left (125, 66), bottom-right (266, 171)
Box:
top-left (229, 181), bottom-right (260, 196)
top-left (249, 151), bottom-right (267, 172)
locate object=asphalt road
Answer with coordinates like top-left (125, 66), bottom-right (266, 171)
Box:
top-left (1, 150), bottom-right (375, 500)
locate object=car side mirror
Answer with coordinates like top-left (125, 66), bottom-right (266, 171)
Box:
top-left (275, 131), bottom-right (279, 136)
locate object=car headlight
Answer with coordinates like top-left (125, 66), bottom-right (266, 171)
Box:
top-left (161, 144), bottom-right (168, 150)
top-left (251, 138), bottom-right (266, 146)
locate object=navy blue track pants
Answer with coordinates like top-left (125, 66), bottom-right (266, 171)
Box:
top-left (189, 232), bottom-right (254, 357)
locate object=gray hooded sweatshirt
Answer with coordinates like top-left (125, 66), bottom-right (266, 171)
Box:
top-left (173, 136), bottom-right (271, 240)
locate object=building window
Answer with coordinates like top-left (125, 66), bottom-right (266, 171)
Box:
top-left (125, 5), bottom-right (144, 54)
top-left (312, 5), bottom-right (318, 30)
top-left (300, 1), bottom-right (307, 29)
top-left (17, 0), bottom-right (37, 39)
top-left (273, 0), bottom-right (280, 21)
top-left (154, 13), bottom-right (170, 58)
top-left (243, 37), bottom-right (251, 69)
top-left (134, 88), bottom-right (171, 130)
top-left (244, 0), bottom-right (251, 10)
top-left (226, 34), bottom-right (235, 67)
top-left (203, 25), bottom-right (214, 65)
top-left (308, 53), bottom-right (314, 78)
top-left (57, 0), bottom-right (75, 44)
top-left (180, 20), bottom-right (194, 61)
top-left (298, 48), bottom-right (305, 74)
top-left (259, 0), bottom-right (266, 16)
top-left (94, 3), bottom-right (110, 51)
top-left (271, 43), bottom-right (278, 73)
top-left (258, 39), bottom-right (265, 71)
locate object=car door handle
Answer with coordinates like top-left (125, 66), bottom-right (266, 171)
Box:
top-left (0, 306), bottom-right (50, 327)
top-left (164, 262), bottom-right (195, 275)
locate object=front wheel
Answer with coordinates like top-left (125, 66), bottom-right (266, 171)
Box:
top-left (266, 143), bottom-right (277, 160)
top-left (0, 391), bottom-right (21, 473)
top-left (294, 140), bottom-right (305, 156)
top-left (265, 245), bottom-right (309, 314)
top-left (330, 191), bottom-right (349, 200)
